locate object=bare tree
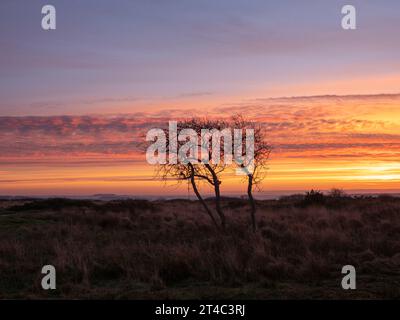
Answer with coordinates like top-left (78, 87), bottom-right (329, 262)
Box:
top-left (232, 115), bottom-right (271, 232)
top-left (186, 118), bottom-right (228, 228)
top-left (144, 115), bottom-right (270, 232)
top-left (148, 118), bottom-right (229, 229)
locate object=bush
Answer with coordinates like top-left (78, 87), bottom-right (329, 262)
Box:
top-left (299, 190), bottom-right (325, 207)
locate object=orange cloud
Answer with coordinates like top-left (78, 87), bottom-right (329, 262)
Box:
top-left (1, 94), bottom-right (399, 196)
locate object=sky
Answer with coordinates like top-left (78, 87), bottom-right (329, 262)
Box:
top-left (0, 0), bottom-right (399, 197)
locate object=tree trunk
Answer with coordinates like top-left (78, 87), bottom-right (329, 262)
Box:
top-left (205, 164), bottom-right (226, 229)
top-left (247, 174), bottom-right (257, 232)
top-left (189, 164), bottom-right (219, 229)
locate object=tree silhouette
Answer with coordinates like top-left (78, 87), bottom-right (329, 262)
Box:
top-left (232, 115), bottom-right (271, 232)
top-left (151, 118), bottom-right (229, 229)
top-left (145, 115), bottom-right (271, 231)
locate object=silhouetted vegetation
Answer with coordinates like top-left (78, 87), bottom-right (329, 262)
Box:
top-left (0, 196), bottom-right (399, 299)
top-left (7, 198), bottom-right (96, 212)
top-left (6, 198), bottom-right (155, 215)
top-left (298, 190), bottom-right (326, 207)
top-left (147, 116), bottom-right (271, 231)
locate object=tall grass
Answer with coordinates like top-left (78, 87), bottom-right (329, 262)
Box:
top-left (0, 197), bottom-right (399, 299)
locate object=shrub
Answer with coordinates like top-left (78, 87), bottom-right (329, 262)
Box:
top-left (299, 190), bottom-right (325, 207)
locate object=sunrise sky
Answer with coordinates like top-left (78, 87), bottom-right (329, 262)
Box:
top-left (1, 0), bottom-right (399, 197)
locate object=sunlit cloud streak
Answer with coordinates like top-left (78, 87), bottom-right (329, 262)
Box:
top-left (1, 94), bottom-right (400, 195)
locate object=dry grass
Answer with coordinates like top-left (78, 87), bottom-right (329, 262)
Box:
top-left (0, 196), bottom-right (399, 299)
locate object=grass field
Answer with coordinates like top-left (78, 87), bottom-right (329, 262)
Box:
top-left (0, 195), bottom-right (399, 299)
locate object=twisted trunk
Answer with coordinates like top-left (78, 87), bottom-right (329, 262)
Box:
top-left (205, 164), bottom-right (226, 229)
top-left (188, 163), bottom-right (219, 229)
